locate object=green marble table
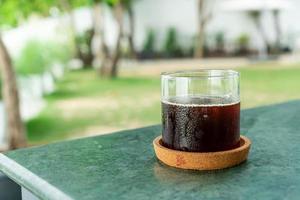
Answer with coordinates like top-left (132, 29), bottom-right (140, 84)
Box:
top-left (1, 101), bottom-right (300, 200)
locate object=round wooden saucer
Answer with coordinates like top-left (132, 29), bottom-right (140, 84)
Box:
top-left (153, 135), bottom-right (251, 170)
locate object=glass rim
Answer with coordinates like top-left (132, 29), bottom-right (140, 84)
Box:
top-left (161, 69), bottom-right (239, 79)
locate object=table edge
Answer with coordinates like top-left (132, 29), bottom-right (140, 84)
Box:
top-left (0, 153), bottom-right (73, 200)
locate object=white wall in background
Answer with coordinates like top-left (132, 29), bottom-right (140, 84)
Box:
top-left (133, 0), bottom-right (300, 51)
top-left (134, 0), bottom-right (198, 50)
top-left (41, 72), bottom-right (55, 95)
top-left (51, 63), bottom-right (65, 80)
top-left (3, 17), bottom-right (64, 58)
top-left (2, 0), bottom-right (300, 57)
top-left (18, 76), bottom-right (46, 120)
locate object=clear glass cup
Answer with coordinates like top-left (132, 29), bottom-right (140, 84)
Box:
top-left (161, 70), bottom-right (240, 152)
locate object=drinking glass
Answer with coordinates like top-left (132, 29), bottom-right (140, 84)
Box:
top-left (161, 70), bottom-right (240, 152)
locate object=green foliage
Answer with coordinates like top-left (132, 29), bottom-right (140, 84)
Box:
top-left (60, 0), bottom-right (95, 10)
top-left (215, 31), bottom-right (225, 49)
top-left (164, 28), bottom-right (177, 53)
top-left (72, 0), bottom-right (93, 7)
top-left (0, 0), bottom-right (53, 27)
top-left (103, 0), bottom-right (135, 8)
top-left (47, 41), bottom-right (74, 64)
top-left (121, 0), bottom-right (134, 8)
top-left (0, 0), bottom-right (27, 27)
top-left (237, 33), bottom-right (250, 48)
top-left (75, 29), bottom-right (93, 57)
top-left (14, 40), bottom-right (72, 75)
top-left (163, 27), bottom-right (182, 57)
top-left (142, 29), bottom-right (156, 53)
top-left (15, 40), bottom-right (48, 75)
top-left (248, 10), bottom-right (261, 20)
top-left (75, 29), bottom-right (94, 65)
top-left (105, 0), bottom-right (119, 6)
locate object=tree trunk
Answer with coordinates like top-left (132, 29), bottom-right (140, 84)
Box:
top-left (110, 3), bottom-right (124, 77)
top-left (110, 30), bottom-right (122, 78)
top-left (127, 4), bottom-right (137, 59)
top-left (194, 0), bottom-right (212, 58)
top-left (60, 0), bottom-right (94, 67)
top-left (100, 2), bottom-right (124, 78)
top-left (82, 28), bottom-right (95, 67)
top-left (59, 0), bottom-right (81, 59)
top-left (250, 11), bottom-right (271, 54)
top-left (194, 22), bottom-right (205, 58)
top-left (0, 36), bottom-right (26, 149)
top-left (273, 10), bottom-right (281, 52)
top-left (92, 3), bottom-right (110, 76)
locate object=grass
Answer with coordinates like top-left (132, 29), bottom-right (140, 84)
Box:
top-left (239, 67), bottom-right (300, 108)
top-left (26, 64), bottom-right (300, 144)
top-left (27, 70), bottom-right (161, 144)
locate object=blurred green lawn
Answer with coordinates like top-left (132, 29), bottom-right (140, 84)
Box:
top-left (26, 64), bottom-right (300, 144)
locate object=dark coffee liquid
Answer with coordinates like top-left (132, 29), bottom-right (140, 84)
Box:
top-left (162, 96), bottom-right (240, 152)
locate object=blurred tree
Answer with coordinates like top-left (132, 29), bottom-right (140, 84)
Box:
top-left (99, 0), bottom-right (124, 77)
top-left (194, 0), bottom-right (213, 58)
top-left (248, 11), bottom-right (271, 54)
top-left (0, 0), bottom-right (54, 149)
top-left (236, 33), bottom-right (250, 55)
top-left (140, 29), bottom-right (156, 59)
top-left (15, 39), bottom-right (72, 75)
top-left (163, 27), bottom-right (183, 58)
top-left (97, 0), bottom-right (137, 78)
top-left (74, 29), bottom-right (94, 67)
top-left (123, 0), bottom-right (137, 58)
top-left (272, 9), bottom-right (281, 53)
top-left (57, 0), bottom-right (137, 75)
top-left (57, 0), bottom-right (95, 67)
top-left (0, 0), bottom-right (50, 27)
top-left (91, 0), bottom-right (110, 75)
top-left (215, 31), bottom-right (225, 52)
top-left (0, 37), bottom-right (26, 149)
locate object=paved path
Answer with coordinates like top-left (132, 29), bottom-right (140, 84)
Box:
top-left (120, 57), bottom-right (249, 76)
top-left (119, 54), bottom-right (300, 76)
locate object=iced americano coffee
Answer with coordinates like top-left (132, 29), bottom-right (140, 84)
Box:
top-left (161, 70), bottom-right (240, 152)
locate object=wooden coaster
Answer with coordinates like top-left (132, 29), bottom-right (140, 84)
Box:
top-left (153, 135), bottom-right (251, 170)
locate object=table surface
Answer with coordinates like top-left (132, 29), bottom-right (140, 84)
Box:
top-left (1, 101), bottom-right (300, 200)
